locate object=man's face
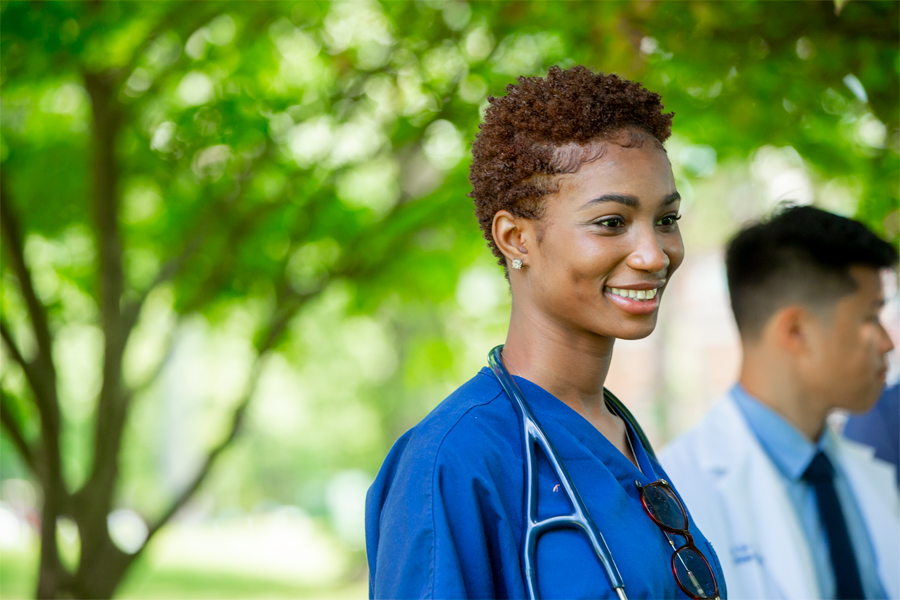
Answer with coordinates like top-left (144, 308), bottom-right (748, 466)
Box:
top-left (805, 266), bottom-right (894, 413)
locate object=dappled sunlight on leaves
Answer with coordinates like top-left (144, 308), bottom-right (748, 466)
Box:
top-left (1, 0), bottom-right (896, 596)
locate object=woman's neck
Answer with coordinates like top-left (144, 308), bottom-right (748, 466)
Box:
top-left (503, 303), bottom-right (639, 468)
top-left (502, 304), bottom-right (616, 422)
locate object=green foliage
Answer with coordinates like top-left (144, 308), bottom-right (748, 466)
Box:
top-left (0, 0), bottom-right (896, 597)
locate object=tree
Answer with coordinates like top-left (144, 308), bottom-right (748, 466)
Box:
top-left (1, 1), bottom-right (896, 597)
top-left (1, 1), bottom-right (485, 596)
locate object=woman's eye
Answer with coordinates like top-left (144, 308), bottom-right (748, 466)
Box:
top-left (597, 217), bottom-right (626, 228)
top-left (657, 214), bottom-right (682, 227)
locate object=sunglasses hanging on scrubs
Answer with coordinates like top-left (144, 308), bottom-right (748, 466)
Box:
top-left (488, 345), bottom-right (720, 600)
top-left (637, 480), bottom-right (720, 599)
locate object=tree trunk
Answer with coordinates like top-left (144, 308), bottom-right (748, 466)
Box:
top-left (35, 484), bottom-right (69, 598)
top-left (33, 67), bottom-right (132, 600)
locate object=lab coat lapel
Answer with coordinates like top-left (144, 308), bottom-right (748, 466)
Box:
top-left (706, 394), bottom-right (820, 600)
top-left (834, 437), bottom-right (900, 598)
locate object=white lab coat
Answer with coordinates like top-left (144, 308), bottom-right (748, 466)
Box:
top-left (660, 391), bottom-right (900, 600)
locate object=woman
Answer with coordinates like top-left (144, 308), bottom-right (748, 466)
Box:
top-left (366, 66), bottom-right (726, 600)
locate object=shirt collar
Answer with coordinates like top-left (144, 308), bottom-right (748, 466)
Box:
top-left (731, 383), bottom-right (828, 481)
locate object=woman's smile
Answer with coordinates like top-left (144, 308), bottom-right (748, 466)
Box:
top-left (604, 283), bottom-right (665, 315)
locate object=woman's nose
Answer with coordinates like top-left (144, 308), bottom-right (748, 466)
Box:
top-left (626, 228), bottom-right (670, 274)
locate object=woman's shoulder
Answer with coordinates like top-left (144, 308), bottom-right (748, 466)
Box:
top-left (375, 368), bottom-right (520, 486)
top-left (423, 367), bottom-right (513, 436)
top-left (367, 369), bottom-right (526, 600)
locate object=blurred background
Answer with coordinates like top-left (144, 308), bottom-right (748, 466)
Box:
top-left (1, 1), bottom-right (897, 598)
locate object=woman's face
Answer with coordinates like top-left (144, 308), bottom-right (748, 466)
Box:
top-left (522, 139), bottom-right (684, 341)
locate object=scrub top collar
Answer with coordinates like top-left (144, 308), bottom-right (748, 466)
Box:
top-left (479, 367), bottom-right (662, 486)
top-left (489, 369), bottom-right (693, 553)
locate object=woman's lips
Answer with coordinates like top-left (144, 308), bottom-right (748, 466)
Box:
top-left (604, 285), bottom-right (663, 315)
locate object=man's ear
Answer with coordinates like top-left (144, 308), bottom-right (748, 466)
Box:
top-left (768, 305), bottom-right (816, 355)
top-left (492, 210), bottom-right (533, 268)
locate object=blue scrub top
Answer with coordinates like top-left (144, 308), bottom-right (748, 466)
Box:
top-left (844, 382), bottom-right (899, 485)
top-left (366, 368), bottom-right (727, 599)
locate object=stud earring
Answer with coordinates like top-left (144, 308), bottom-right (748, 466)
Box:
top-left (512, 258), bottom-right (523, 270)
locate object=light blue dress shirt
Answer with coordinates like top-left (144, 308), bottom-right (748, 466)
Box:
top-left (732, 384), bottom-right (886, 600)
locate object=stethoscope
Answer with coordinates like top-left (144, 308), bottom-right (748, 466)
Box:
top-left (488, 344), bottom-right (656, 600)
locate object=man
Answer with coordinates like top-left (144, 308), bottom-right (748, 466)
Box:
top-left (661, 205), bottom-right (899, 600)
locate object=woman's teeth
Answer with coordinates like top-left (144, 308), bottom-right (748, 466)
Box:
top-left (606, 287), bottom-right (658, 301)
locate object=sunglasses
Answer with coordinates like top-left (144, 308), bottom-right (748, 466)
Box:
top-left (635, 479), bottom-right (721, 600)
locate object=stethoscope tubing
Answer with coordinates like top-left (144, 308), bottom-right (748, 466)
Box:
top-left (488, 345), bottom-right (628, 600)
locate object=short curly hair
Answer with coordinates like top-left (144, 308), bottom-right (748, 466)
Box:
top-left (469, 65), bottom-right (674, 268)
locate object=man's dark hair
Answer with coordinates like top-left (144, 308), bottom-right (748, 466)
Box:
top-left (725, 205), bottom-right (898, 338)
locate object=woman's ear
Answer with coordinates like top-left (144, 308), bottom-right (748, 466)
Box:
top-left (493, 210), bottom-right (531, 269)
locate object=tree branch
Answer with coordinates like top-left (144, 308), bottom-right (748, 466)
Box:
top-left (127, 319), bottom-right (181, 399)
top-left (0, 388), bottom-right (38, 476)
top-left (116, 26), bottom-right (474, 564)
top-left (135, 283), bottom-right (320, 560)
top-left (0, 320), bottom-right (55, 420)
top-left (140, 371), bottom-right (255, 544)
top-left (0, 315), bottom-right (61, 495)
top-left (121, 138), bottom-right (282, 338)
top-left (125, 168), bottom-right (446, 564)
top-left (122, 3), bottom-right (224, 77)
top-left (119, 226), bottom-right (208, 340)
top-left (0, 179), bottom-right (58, 384)
top-left (85, 68), bottom-right (127, 422)
top-left (77, 70), bottom-right (131, 551)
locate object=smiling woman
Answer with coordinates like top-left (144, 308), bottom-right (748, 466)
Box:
top-left (365, 66), bottom-right (726, 600)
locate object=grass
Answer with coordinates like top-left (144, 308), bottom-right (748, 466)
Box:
top-left (0, 547), bottom-right (37, 600)
top-left (119, 564), bottom-right (368, 599)
top-left (0, 512), bottom-right (368, 600)
top-left (0, 547), bottom-right (367, 600)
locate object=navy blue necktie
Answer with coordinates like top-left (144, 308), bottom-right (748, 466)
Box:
top-left (802, 451), bottom-right (865, 600)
